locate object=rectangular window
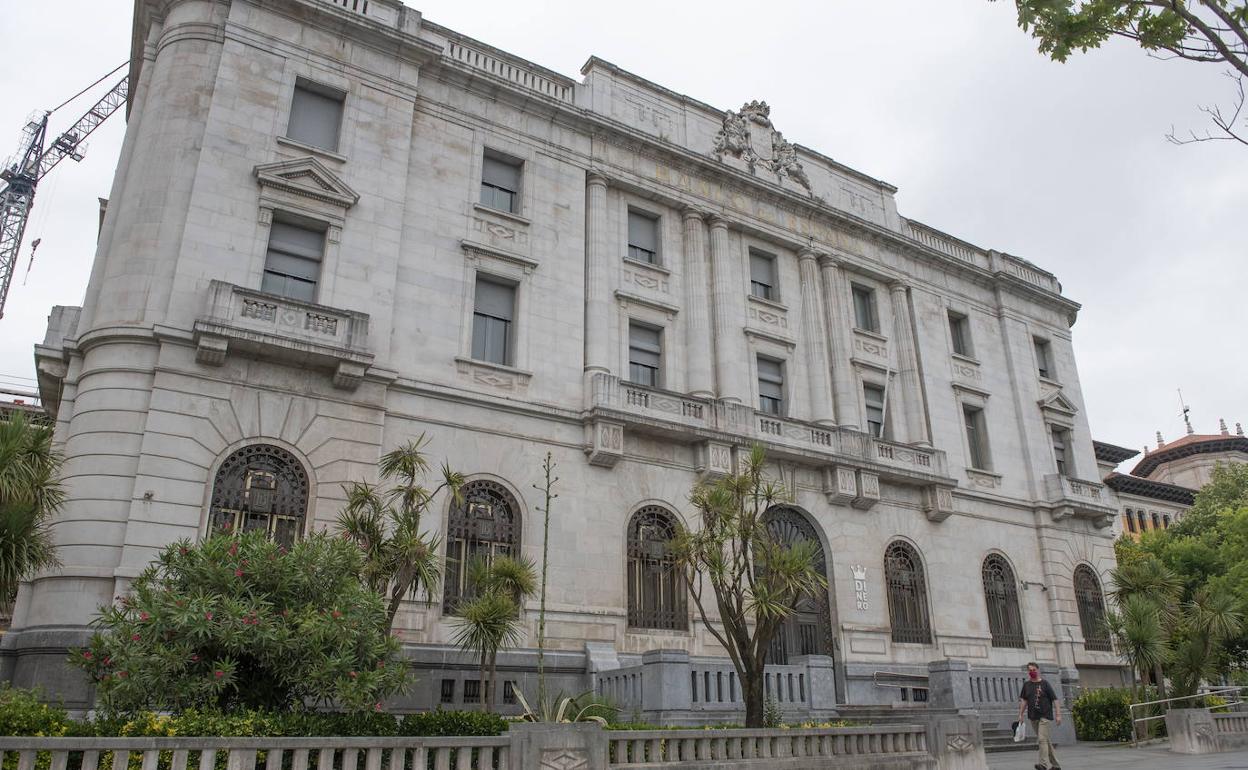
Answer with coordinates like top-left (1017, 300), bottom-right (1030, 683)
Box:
top-left (1051, 426), bottom-right (1070, 476)
top-left (503, 680), bottom-right (517, 705)
top-left (471, 276), bottom-right (515, 366)
top-left (1125, 509), bottom-right (1136, 533)
top-left (757, 356), bottom-right (784, 415)
top-left (480, 152), bottom-right (522, 213)
top-left (1034, 338), bottom-right (1054, 379)
top-left (628, 322), bottom-right (662, 387)
top-left (864, 384), bottom-right (886, 438)
top-left (1137, 509), bottom-right (1148, 531)
top-left (627, 209), bottom-right (659, 264)
top-left (286, 80), bottom-right (344, 152)
top-left (1163, 514), bottom-right (1171, 529)
top-left (852, 284), bottom-right (878, 332)
top-left (749, 250), bottom-right (777, 301)
top-left (963, 405), bottom-right (990, 470)
top-left (261, 220), bottom-right (325, 303)
top-left (440, 679), bottom-right (455, 705)
top-left (463, 679), bottom-right (481, 704)
top-left (948, 311), bottom-right (972, 357)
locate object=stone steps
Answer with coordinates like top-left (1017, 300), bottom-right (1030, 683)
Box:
top-left (982, 724), bottom-right (1038, 753)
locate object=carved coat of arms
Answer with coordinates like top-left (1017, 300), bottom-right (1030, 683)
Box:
top-left (712, 100), bottom-right (813, 195)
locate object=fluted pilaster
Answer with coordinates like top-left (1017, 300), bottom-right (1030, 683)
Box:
top-left (682, 209), bottom-right (714, 398)
top-left (818, 255), bottom-right (858, 429)
top-left (583, 172), bottom-right (611, 402)
top-left (799, 249), bottom-right (834, 425)
top-left (889, 281), bottom-right (930, 447)
top-left (708, 216), bottom-right (748, 403)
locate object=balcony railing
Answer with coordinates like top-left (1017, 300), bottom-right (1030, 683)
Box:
top-left (193, 281), bottom-right (373, 390)
top-left (1043, 473), bottom-right (1115, 526)
top-left (588, 374), bottom-right (948, 480)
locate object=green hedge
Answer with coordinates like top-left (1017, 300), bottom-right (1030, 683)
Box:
top-left (1071, 687), bottom-right (1166, 742)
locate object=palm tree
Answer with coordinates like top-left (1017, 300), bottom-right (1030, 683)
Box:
top-left (1110, 557), bottom-right (1182, 700)
top-left (451, 554), bottom-right (537, 713)
top-left (338, 436), bottom-right (464, 629)
top-left (0, 412), bottom-right (63, 610)
top-left (1168, 589), bottom-right (1243, 699)
top-left (1105, 593), bottom-right (1169, 701)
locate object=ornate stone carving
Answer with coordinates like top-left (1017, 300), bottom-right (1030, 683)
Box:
top-left (945, 734), bottom-right (975, 753)
top-left (586, 419), bottom-right (625, 468)
top-left (540, 750), bottom-right (589, 770)
top-left (712, 101), bottom-right (813, 195)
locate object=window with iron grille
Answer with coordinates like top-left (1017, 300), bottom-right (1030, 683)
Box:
top-left (628, 209), bottom-right (659, 264)
top-left (1074, 564), bottom-right (1112, 651)
top-left (444, 480), bottom-right (520, 614)
top-left (463, 679), bottom-right (482, 703)
top-left (503, 680), bottom-right (517, 705)
top-left (440, 679), bottom-right (455, 704)
top-left (762, 506), bottom-right (832, 665)
top-left (626, 506), bottom-right (686, 631)
top-left (209, 444), bottom-right (309, 547)
top-left (981, 554), bottom-right (1025, 648)
top-left (885, 541), bottom-right (932, 644)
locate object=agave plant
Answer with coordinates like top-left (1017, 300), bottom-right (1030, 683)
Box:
top-left (513, 688), bottom-right (616, 724)
top-left (338, 435), bottom-right (464, 629)
top-left (0, 412), bottom-right (63, 610)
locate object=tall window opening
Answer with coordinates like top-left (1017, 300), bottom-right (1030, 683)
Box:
top-left (865, 384), bottom-right (886, 438)
top-left (1074, 564), bottom-right (1112, 651)
top-left (444, 480), bottom-right (521, 613)
top-left (628, 322), bottom-right (662, 388)
top-left (628, 209), bottom-right (659, 264)
top-left (626, 506), bottom-right (686, 630)
top-left (209, 444), bottom-right (309, 547)
top-left (749, 249), bottom-right (778, 301)
top-left (885, 540), bottom-right (932, 644)
top-left (762, 507), bottom-right (832, 665)
top-left (981, 554), bottom-right (1025, 648)
top-left (757, 356), bottom-right (785, 415)
top-left (262, 220), bottom-right (325, 303)
top-left (480, 151), bottom-right (522, 214)
top-left (471, 276), bottom-right (516, 366)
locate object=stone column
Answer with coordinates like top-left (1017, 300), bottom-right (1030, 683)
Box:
top-left (682, 209), bottom-right (714, 399)
top-left (798, 249), bottom-right (834, 425)
top-left (889, 281), bottom-right (931, 447)
top-left (583, 172), bottom-right (611, 405)
top-left (818, 255), bottom-right (858, 429)
top-left (708, 216), bottom-right (748, 404)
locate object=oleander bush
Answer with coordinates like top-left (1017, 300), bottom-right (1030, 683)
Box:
top-left (70, 531), bottom-right (408, 713)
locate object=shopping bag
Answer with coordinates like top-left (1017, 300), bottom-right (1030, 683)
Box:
top-left (1013, 721), bottom-right (1027, 742)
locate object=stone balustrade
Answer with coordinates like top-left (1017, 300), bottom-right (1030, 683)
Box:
top-left (606, 725), bottom-right (930, 767)
top-left (1167, 707), bottom-right (1248, 754)
top-left (193, 280), bottom-right (373, 390)
top-left (586, 373), bottom-right (950, 488)
top-left (900, 220), bottom-right (989, 271)
top-left (445, 39), bottom-right (575, 102)
top-left (1042, 473), bottom-right (1115, 527)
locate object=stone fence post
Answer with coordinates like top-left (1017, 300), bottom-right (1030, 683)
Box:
top-left (509, 723), bottom-right (608, 769)
top-left (927, 659), bottom-right (973, 711)
top-left (639, 648), bottom-right (692, 723)
top-left (793, 654), bottom-right (838, 715)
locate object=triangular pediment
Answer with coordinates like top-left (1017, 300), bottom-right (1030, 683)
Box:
top-left (254, 156), bottom-right (359, 209)
top-left (1038, 390), bottom-right (1079, 418)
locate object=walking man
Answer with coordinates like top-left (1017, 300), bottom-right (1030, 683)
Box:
top-left (1018, 662), bottom-right (1061, 770)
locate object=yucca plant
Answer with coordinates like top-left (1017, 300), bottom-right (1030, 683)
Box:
top-left (338, 436), bottom-right (464, 629)
top-left (1109, 557), bottom-right (1182, 701)
top-left (513, 688), bottom-right (615, 724)
top-left (0, 412), bottom-right (63, 610)
top-left (450, 555), bottom-right (537, 713)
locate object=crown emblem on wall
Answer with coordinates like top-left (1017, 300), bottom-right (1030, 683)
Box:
top-left (851, 565), bottom-right (867, 581)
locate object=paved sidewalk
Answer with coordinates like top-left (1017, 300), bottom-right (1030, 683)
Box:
top-left (989, 742), bottom-right (1248, 769)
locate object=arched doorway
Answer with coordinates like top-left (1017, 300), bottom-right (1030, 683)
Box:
top-left (763, 505), bottom-right (834, 665)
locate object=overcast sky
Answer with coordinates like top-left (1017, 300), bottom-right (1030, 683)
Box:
top-left (0, 0), bottom-right (1243, 466)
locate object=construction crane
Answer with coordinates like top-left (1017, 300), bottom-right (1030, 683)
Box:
top-left (0, 64), bottom-right (129, 320)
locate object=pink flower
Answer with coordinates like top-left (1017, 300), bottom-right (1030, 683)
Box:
top-left (103, 656), bottom-right (111, 666)
top-left (191, 654), bottom-right (200, 662)
top-left (131, 634), bottom-right (141, 641)
top-left (331, 610), bottom-right (342, 619)
top-left (228, 542), bottom-right (238, 556)
top-left (117, 671), bottom-right (128, 679)
top-left (376, 661), bottom-right (384, 669)
top-left (140, 612), bottom-right (150, 621)
top-left (374, 702), bottom-right (383, 712)
top-left (204, 611), bottom-right (214, 621)
top-left (349, 671), bottom-right (357, 679)
top-left (179, 547), bottom-right (188, 555)
top-left (234, 569), bottom-right (244, 577)
top-left (83, 651), bottom-right (94, 660)
top-left (214, 670), bottom-right (224, 679)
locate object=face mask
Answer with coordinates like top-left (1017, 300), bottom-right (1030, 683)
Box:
top-left (1028, 671), bottom-right (1040, 681)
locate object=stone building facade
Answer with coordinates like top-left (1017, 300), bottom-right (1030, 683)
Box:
top-left (8, 0), bottom-right (1122, 715)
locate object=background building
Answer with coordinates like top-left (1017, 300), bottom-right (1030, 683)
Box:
top-left (1099, 420), bottom-right (1248, 541)
top-left (6, 0), bottom-right (1121, 723)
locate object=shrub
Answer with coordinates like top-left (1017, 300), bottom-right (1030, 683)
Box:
top-left (70, 531), bottom-right (409, 713)
top-left (1072, 687), bottom-right (1146, 742)
top-left (0, 684), bottom-right (72, 736)
top-left (398, 709), bottom-right (508, 736)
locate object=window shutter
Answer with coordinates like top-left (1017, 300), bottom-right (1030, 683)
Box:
top-left (628, 211), bottom-right (658, 252)
top-left (269, 222), bottom-right (325, 261)
top-left (287, 85), bottom-right (343, 152)
top-left (629, 323), bottom-right (661, 367)
top-left (750, 252), bottom-right (775, 286)
top-left (482, 155), bottom-right (521, 192)
top-left (758, 357), bottom-right (783, 399)
top-left (474, 278), bottom-right (515, 320)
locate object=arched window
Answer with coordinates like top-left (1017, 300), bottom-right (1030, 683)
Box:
top-left (444, 480), bottom-right (521, 614)
top-left (626, 506), bottom-right (686, 631)
top-left (981, 554), bottom-right (1025, 648)
top-left (1074, 564), bottom-right (1112, 651)
top-left (209, 444), bottom-right (309, 547)
top-left (885, 541), bottom-right (932, 644)
top-left (763, 506), bottom-right (833, 663)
